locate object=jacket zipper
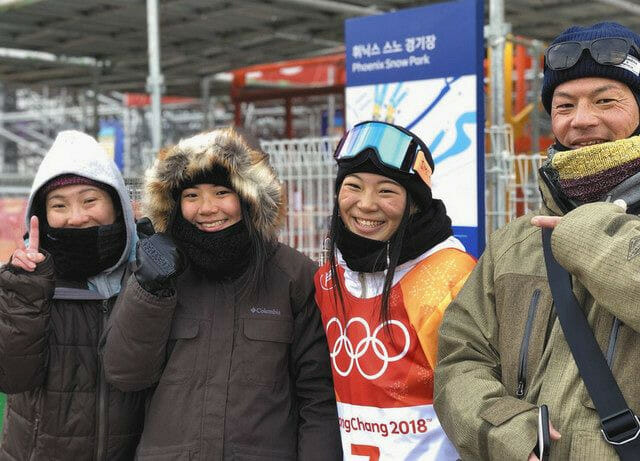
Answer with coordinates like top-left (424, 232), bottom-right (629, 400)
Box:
top-left (95, 300), bottom-right (109, 461)
top-left (516, 289), bottom-right (541, 398)
top-left (606, 317), bottom-right (622, 367)
top-left (359, 272), bottom-right (367, 298)
top-left (29, 415), bottom-right (40, 459)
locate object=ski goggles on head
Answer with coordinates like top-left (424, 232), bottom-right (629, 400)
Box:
top-left (334, 121), bottom-right (425, 174)
top-left (545, 37), bottom-right (640, 71)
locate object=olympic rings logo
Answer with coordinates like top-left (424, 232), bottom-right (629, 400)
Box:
top-left (326, 317), bottom-right (410, 380)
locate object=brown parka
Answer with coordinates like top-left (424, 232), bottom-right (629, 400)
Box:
top-left (102, 128), bottom-right (342, 460)
top-left (0, 258), bottom-right (146, 461)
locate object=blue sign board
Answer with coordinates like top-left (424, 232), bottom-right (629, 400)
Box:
top-left (346, 0), bottom-right (481, 85)
top-left (98, 120), bottom-right (124, 172)
top-left (345, 0), bottom-right (485, 257)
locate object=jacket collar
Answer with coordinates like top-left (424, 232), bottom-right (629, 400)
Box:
top-left (538, 174), bottom-right (565, 217)
top-left (337, 235), bottom-right (466, 299)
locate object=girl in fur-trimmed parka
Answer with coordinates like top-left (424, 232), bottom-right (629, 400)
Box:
top-left (102, 127), bottom-right (342, 460)
top-left (0, 131), bottom-right (145, 460)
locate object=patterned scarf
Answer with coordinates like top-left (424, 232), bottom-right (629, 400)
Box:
top-left (550, 136), bottom-right (640, 203)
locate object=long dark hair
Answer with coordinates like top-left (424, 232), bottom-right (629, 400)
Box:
top-left (238, 200), bottom-right (273, 297)
top-left (327, 193), bottom-right (412, 329)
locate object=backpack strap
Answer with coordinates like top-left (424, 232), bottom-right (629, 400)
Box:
top-left (542, 227), bottom-right (640, 458)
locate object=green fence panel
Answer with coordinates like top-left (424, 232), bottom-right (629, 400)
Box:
top-left (0, 392), bottom-right (5, 433)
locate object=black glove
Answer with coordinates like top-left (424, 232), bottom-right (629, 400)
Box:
top-left (136, 217), bottom-right (156, 239)
top-left (134, 233), bottom-right (185, 296)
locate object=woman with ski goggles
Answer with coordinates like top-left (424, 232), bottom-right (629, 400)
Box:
top-left (314, 120), bottom-right (476, 460)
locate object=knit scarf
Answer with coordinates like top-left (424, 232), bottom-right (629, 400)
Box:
top-left (171, 213), bottom-right (251, 280)
top-left (549, 136), bottom-right (640, 203)
top-left (336, 199), bottom-right (452, 273)
top-left (42, 221), bottom-right (126, 281)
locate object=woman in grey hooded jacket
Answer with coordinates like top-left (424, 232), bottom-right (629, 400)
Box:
top-left (0, 131), bottom-right (146, 460)
top-left (103, 127), bottom-right (341, 460)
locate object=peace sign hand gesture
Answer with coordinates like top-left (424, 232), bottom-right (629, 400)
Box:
top-left (10, 216), bottom-right (46, 272)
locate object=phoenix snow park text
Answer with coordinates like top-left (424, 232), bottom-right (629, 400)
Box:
top-left (351, 54), bottom-right (431, 73)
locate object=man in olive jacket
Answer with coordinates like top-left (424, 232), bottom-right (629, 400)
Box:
top-left (434, 22), bottom-right (640, 460)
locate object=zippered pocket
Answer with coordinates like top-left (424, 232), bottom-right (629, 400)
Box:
top-left (516, 289), bottom-right (541, 398)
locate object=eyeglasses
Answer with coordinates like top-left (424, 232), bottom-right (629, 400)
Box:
top-left (334, 121), bottom-right (423, 174)
top-left (545, 37), bottom-right (640, 71)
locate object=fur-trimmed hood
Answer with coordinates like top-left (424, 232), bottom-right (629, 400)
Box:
top-left (144, 127), bottom-right (285, 240)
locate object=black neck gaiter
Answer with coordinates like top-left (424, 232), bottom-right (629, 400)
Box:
top-left (336, 198), bottom-right (452, 273)
top-left (42, 221), bottom-right (126, 281)
top-left (171, 212), bottom-right (251, 281)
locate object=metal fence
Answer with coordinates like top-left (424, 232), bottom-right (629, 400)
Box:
top-left (261, 137), bottom-right (340, 264)
top-left (507, 152), bottom-right (546, 219)
top-left (484, 125), bottom-right (545, 234)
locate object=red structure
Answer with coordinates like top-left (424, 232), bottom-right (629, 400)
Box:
top-left (231, 53), bottom-right (346, 138)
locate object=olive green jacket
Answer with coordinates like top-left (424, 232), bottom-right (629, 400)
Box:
top-left (434, 179), bottom-right (640, 460)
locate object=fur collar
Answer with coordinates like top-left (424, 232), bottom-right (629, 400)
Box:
top-left (143, 128), bottom-right (285, 241)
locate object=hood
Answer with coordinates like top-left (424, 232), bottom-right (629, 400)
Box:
top-left (26, 130), bottom-right (137, 296)
top-left (143, 127), bottom-right (285, 241)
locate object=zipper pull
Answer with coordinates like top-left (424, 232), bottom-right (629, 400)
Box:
top-left (385, 241), bottom-right (390, 269)
top-left (32, 416), bottom-right (40, 446)
top-left (516, 381), bottom-right (525, 398)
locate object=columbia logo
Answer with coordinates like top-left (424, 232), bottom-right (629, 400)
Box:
top-left (250, 307), bottom-right (281, 316)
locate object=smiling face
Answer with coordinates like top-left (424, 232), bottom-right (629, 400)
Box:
top-left (551, 77), bottom-right (640, 149)
top-left (46, 184), bottom-right (116, 228)
top-left (338, 172), bottom-right (407, 241)
top-left (180, 183), bottom-right (242, 232)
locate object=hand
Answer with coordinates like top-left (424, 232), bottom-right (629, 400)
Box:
top-left (10, 216), bottom-right (45, 272)
top-left (531, 199), bottom-right (628, 230)
top-left (531, 216), bottom-right (561, 229)
top-left (134, 233), bottom-right (185, 295)
top-left (527, 421), bottom-right (561, 460)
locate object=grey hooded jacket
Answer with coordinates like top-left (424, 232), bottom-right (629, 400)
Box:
top-left (0, 131), bottom-right (145, 460)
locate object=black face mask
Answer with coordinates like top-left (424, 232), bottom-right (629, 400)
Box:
top-left (41, 221), bottom-right (126, 281)
top-left (336, 199), bottom-right (452, 273)
top-left (171, 212), bottom-right (251, 281)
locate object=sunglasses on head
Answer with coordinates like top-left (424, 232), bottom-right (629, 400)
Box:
top-left (334, 121), bottom-right (425, 174)
top-left (545, 37), bottom-right (640, 71)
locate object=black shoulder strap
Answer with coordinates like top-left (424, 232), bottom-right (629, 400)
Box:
top-left (542, 228), bottom-right (640, 459)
